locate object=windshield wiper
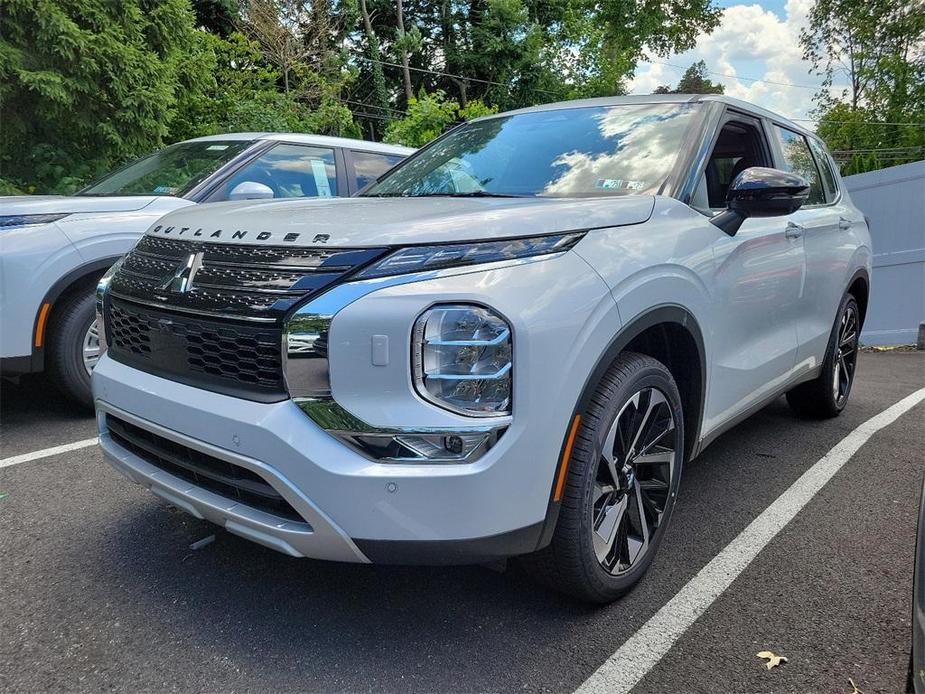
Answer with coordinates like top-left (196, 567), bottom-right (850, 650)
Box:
top-left (410, 191), bottom-right (530, 198)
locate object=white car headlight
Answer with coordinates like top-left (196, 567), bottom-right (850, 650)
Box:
top-left (412, 304), bottom-right (512, 417)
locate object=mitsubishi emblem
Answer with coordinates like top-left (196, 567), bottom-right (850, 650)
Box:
top-left (161, 251), bottom-right (204, 293)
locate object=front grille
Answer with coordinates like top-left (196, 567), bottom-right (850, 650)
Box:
top-left (106, 414), bottom-right (304, 523)
top-left (111, 235), bottom-right (386, 321)
top-left (106, 235), bottom-right (385, 399)
top-left (108, 299), bottom-right (284, 397)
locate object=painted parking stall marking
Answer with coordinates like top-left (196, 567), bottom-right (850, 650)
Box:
top-left (576, 387), bottom-right (925, 694)
top-left (0, 438), bottom-right (99, 469)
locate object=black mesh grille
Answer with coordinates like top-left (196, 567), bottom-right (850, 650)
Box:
top-left (108, 298), bottom-right (285, 399)
top-left (106, 414), bottom-right (304, 523)
top-left (106, 236), bottom-right (385, 400)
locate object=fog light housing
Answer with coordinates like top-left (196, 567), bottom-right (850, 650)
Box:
top-left (413, 304), bottom-right (512, 417)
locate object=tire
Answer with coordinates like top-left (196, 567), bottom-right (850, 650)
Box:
top-left (523, 352), bottom-right (685, 603)
top-left (46, 288), bottom-right (100, 409)
top-left (786, 294), bottom-right (860, 419)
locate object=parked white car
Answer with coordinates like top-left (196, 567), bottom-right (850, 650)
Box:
top-left (0, 134), bottom-right (413, 405)
top-left (92, 95), bottom-right (871, 602)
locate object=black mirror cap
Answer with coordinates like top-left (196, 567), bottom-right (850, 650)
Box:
top-left (711, 166), bottom-right (810, 236)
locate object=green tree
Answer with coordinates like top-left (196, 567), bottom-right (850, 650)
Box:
top-left (349, 0), bottom-right (722, 137)
top-left (654, 60), bottom-right (724, 94)
top-left (383, 90), bottom-right (495, 146)
top-left (191, 0), bottom-right (239, 36)
top-left (170, 31), bottom-right (360, 141)
top-left (801, 0), bottom-right (925, 173)
top-left (0, 0), bottom-right (205, 192)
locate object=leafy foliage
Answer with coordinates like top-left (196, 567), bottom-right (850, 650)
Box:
top-left (0, 0), bottom-right (204, 192)
top-left (801, 0), bottom-right (925, 173)
top-left (3, 0), bottom-right (726, 192)
top-left (383, 90), bottom-right (495, 146)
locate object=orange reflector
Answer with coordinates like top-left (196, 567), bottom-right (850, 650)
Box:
top-left (34, 303), bottom-right (51, 347)
top-left (553, 414), bottom-right (581, 502)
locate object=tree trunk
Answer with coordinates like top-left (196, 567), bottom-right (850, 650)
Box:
top-left (358, 0), bottom-right (389, 133)
top-left (396, 0), bottom-right (413, 100)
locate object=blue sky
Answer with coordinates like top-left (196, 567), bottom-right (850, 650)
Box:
top-left (628, 0), bottom-right (843, 124)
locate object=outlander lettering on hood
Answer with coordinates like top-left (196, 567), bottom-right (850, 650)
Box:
top-left (149, 224), bottom-right (305, 243)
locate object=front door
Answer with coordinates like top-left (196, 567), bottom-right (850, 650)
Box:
top-left (696, 114), bottom-right (806, 433)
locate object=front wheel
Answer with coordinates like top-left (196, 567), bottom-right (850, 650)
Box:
top-left (46, 289), bottom-right (99, 409)
top-left (787, 295), bottom-right (860, 419)
top-left (523, 352), bottom-right (684, 603)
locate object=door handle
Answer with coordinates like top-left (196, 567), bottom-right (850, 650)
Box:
top-left (838, 217), bottom-right (853, 231)
top-left (785, 222), bottom-right (804, 239)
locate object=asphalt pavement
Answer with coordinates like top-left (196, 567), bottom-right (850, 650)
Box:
top-left (1, 351), bottom-right (923, 694)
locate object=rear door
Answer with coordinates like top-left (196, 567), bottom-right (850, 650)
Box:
top-left (770, 126), bottom-right (856, 368)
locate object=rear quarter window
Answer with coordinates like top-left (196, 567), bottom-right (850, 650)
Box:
top-left (351, 151), bottom-right (405, 191)
top-left (808, 137), bottom-right (839, 202)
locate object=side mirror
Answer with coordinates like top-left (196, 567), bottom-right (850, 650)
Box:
top-left (228, 181), bottom-right (274, 201)
top-left (711, 167), bottom-right (809, 236)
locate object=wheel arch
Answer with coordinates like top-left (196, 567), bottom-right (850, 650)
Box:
top-left (29, 256), bottom-right (122, 370)
top-left (846, 268), bottom-right (870, 330)
top-left (534, 304), bottom-right (707, 551)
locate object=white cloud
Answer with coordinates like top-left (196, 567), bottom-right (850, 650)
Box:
top-left (628, 0), bottom-right (846, 124)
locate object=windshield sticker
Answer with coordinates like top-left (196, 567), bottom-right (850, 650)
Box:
top-left (206, 145), bottom-right (229, 151)
top-left (310, 159), bottom-right (333, 197)
top-left (153, 186), bottom-right (179, 195)
top-left (595, 178), bottom-right (647, 191)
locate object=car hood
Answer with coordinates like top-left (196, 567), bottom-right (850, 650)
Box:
top-left (0, 195), bottom-right (162, 216)
top-left (145, 195), bottom-right (656, 247)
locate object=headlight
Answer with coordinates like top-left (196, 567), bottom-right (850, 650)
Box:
top-left (412, 304), bottom-right (512, 417)
top-left (0, 213), bottom-right (70, 228)
top-left (355, 232), bottom-right (585, 279)
top-left (95, 257), bottom-right (125, 354)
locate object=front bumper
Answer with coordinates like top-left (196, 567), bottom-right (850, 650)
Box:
top-left (95, 357), bottom-right (549, 564)
top-left (93, 249), bottom-right (621, 564)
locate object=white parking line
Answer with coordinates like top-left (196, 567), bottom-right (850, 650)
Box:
top-left (0, 437), bottom-right (99, 469)
top-left (577, 386), bottom-right (925, 694)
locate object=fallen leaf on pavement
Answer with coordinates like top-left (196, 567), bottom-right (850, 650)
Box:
top-left (847, 678), bottom-right (863, 694)
top-left (756, 651), bottom-right (788, 670)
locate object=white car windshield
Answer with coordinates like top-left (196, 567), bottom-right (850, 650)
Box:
top-left (365, 103), bottom-right (700, 198)
top-left (79, 140), bottom-right (251, 197)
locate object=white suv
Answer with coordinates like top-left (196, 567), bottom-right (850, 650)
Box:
top-left (92, 95), bottom-right (871, 602)
top-left (0, 133), bottom-right (411, 406)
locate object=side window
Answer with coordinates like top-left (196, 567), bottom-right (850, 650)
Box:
top-left (692, 119), bottom-right (770, 211)
top-left (213, 144), bottom-right (338, 201)
top-left (772, 126), bottom-right (824, 205)
top-left (351, 151), bottom-right (404, 190)
top-left (808, 137), bottom-right (838, 202)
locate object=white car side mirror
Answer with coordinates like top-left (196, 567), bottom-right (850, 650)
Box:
top-left (228, 181), bottom-right (274, 201)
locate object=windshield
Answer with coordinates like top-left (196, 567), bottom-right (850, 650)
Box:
top-left (79, 140), bottom-right (252, 197)
top-left (364, 103), bottom-right (699, 198)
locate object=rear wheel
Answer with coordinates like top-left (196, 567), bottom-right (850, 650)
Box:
top-left (787, 294), bottom-right (860, 419)
top-left (46, 289), bottom-right (99, 409)
top-left (524, 352), bottom-right (684, 603)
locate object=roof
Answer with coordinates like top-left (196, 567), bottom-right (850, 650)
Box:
top-left (181, 132), bottom-right (415, 155)
top-left (479, 94), bottom-right (813, 138)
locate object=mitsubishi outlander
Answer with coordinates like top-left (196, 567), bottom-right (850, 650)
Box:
top-left (92, 95), bottom-right (871, 602)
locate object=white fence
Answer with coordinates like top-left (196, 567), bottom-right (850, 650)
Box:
top-left (844, 160), bottom-right (925, 346)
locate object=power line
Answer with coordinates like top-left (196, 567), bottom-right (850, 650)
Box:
top-left (340, 98), bottom-right (408, 116)
top-left (643, 59), bottom-right (822, 90)
top-left (353, 55), bottom-right (561, 96)
top-left (832, 146), bottom-right (925, 153)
